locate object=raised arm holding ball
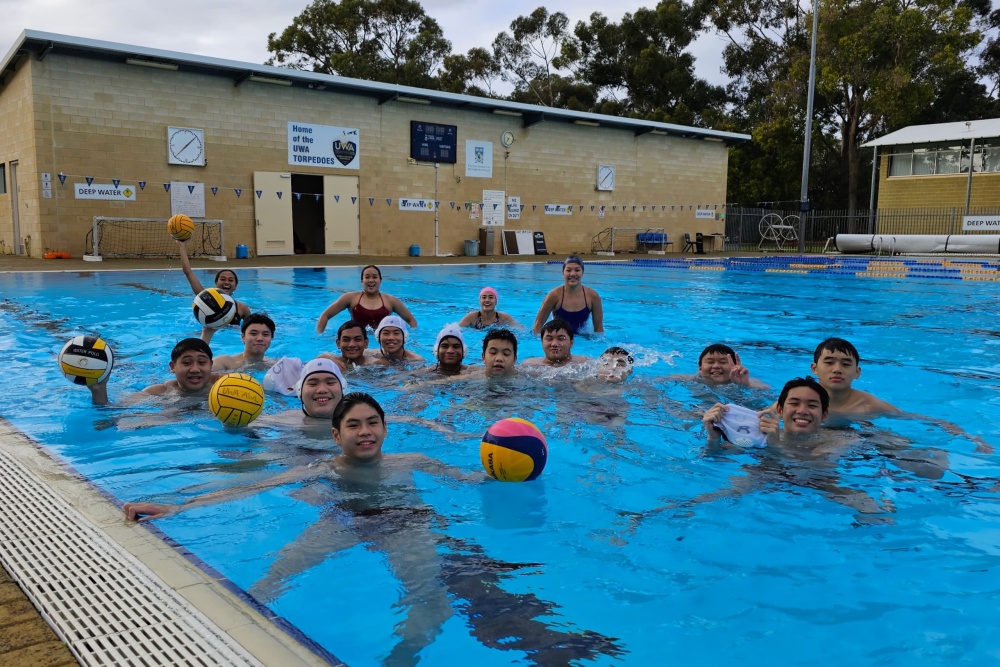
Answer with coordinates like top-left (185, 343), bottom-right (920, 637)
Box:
top-left (174, 223), bottom-right (250, 342)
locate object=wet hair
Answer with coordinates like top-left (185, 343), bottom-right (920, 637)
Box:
top-left (170, 337), bottom-right (212, 362)
top-left (563, 255), bottom-right (584, 271)
top-left (540, 318), bottom-right (574, 340)
top-left (332, 392), bottom-right (385, 428)
top-left (813, 337), bottom-right (860, 363)
top-left (777, 377), bottom-right (829, 413)
top-left (241, 313), bottom-right (275, 335)
top-left (337, 320), bottom-right (369, 340)
top-left (698, 344), bottom-right (737, 365)
top-left (482, 328), bottom-right (518, 356)
top-left (361, 265), bottom-right (382, 280)
top-left (602, 346), bottom-right (634, 364)
top-left (214, 269), bottom-right (238, 286)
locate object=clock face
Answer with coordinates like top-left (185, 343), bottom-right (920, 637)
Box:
top-left (168, 127), bottom-right (205, 165)
top-left (501, 131), bottom-right (515, 147)
top-left (597, 165), bottom-right (616, 191)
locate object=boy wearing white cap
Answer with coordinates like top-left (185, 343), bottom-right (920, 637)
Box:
top-left (260, 358), bottom-right (348, 433)
top-left (368, 315), bottom-right (424, 364)
top-left (430, 325), bottom-right (469, 376)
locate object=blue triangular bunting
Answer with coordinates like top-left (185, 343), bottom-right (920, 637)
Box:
top-left (295, 192), bottom-right (302, 200)
top-left (276, 191), bottom-right (283, 199)
top-left (590, 206), bottom-right (595, 211)
top-left (139, 181), bottom-right (146, 190)
top-left (493, 204), bottom-right (498, 210)
top-left (532, 205), bottom-right (537, 212)
top-left (211, 186), bottom-right (218, 195)
top-left (86, 176), bottom-right (94, 186)
top-left (450, 202), bottom-right (455, 209)
top-left (368, 197), bottom-right (375, 206)
top-left (255, 190), bottom-right (263, 199)
top-left (612, 206), bottom-right (617, 211)
top-left (314, 194), bottom-right (321, 202)
top-left (386, 198), bottom-right (392, 205)
top-left (58, 173), bottom-right (66, 185)
top-left (235, 188), bottom-right (242, 198)
top-left (519, 205), bottom-right (524, 211)
top-left (112, 179), bottom-right (120, 188)
top-left (188, 185), bottom-right (196, 194)
top-left (334, 195), bottom-right (340, 203)
top-left (163, 183), bottom-right (171, 192)
top-left (351, 197), bottom-right (357, 204)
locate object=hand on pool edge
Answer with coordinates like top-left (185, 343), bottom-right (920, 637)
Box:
top-left (123, 501), bottom-right (180, 521)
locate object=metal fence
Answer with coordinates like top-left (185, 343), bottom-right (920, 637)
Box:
top-left (725, 206), bottom-right (1000, 252)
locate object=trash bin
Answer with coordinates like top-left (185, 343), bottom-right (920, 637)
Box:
top-left (479, 228), bottom-right (496, 256)
top-left (695, 233), bottom-right (705, 255)
top-left (235, 244), bottom-right (249, 259)
top-left (409, 244), bottom-right (420, 257)
top-left (464, 239), bottom-right (480, 257)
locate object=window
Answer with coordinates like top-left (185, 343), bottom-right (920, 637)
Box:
top-left (887, 140), bottom-right (1000, 177)
top-left (0, 163), bottom-right (5, 195)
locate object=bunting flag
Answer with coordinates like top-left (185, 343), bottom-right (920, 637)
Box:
top-left (449, 202), bottom-right (455, 209)
top-left (590, 206), bottom-right (595, 211)
top-left (434, 201), bottom-right (440, 209)
top-left (642, 206), bottom-right (646, 212)
top-left (567, 206), bottom-right (573, 212)
top-left (112, 179), bottom-right (120, 188)
top-left (351, 197), bottom-right (357, 204)
top-left (58, 173), bottom-right (66, 185)
top-left (368, 197), bottom-right (375, 206)
top-left (661, 205), bottom-right (666, 211)
top-left (334, 195), bottom-right (340, 203)
top-left (211, 186), bottom-right (218, 195)
top-left (520, 205), bottom-right (525, 211)
top-left (532, 205), bottom-right (537, 212)
top-left (671, 205), bottom-right (675, 210)
top-left (235, 188), bottom-right (242, 198)
top-left (493, 203), bottom-right (499, 210)
top-left (295, 192), bottom-right (302, 201)
top-left (632, 206), bottom-right (637, 212)
top-left (163, 183), bottom-right (171, 192)
top-left (600, 205), bottom-right (605, 212)
top-left (139, 181), bottom-right (146, 191)
top-left (188, 185), bottom-right (196, 194)
top-left (86, 177), bottom-right (94, 186)
top-left (314, 194), bottom-right (321, 202)
top-left (255, 190), bottom-right (263, 199)
top-left (276, 191), bottom-right (283, 199)
top-left (714, 204), bottom-right (718, 209)
top-left (612, 206), bottom-right (617, 211)
top-left (386, 198), bottom-right (392, 206)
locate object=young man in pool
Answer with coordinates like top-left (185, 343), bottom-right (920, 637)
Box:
top-left (671, 344), bottom-right (767, 389)
top-left (704, 376), bottom-right (828, 447)
top-left (483, 328), bottom-right (519, 378)
top-left (86, 338), bottom-right (224, 405)
top-left (212, 313), bottom-right (276, 371)
top-left (522, 319), bottom-right (588, 367)
top-left (177, 240), bottom-right (251, 343)
top-left (257, 358), bottom-right (347, 436)
top-left (428, 324), bottom-right (469, 376)
top-left (597, 346), bottom-right (634, 383)
top-left (367, 315), bottom-right (424, 365)
top-left (321, 320), bottom-right (371, 370)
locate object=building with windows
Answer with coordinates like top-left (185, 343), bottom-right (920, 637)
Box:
top-left (0, 30), bottom-right (748, 259)
top-left (864, 118), bottom-right (1000, 210)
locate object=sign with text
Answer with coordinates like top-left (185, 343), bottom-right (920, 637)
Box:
top-left (695, 209), bottom-right (716, 219)
top-left (74, 183), bottom-right (136, 201)
top-left (170, 182), bottom-right (206, 218)
top-left (465, 140), bottom-right (493, 178)
top-left (544, 204), bottom-right (572, 216)
top-left (963, 215), bottom-right (1000, 231)
top-left (288, 122), bottom-right (360, 169)
top-left (398, 198), bottom-right (437, 211)
top-left (482, 190), bottom-right (504, 226)
top-left (507, 196), bottom-right (521, 221)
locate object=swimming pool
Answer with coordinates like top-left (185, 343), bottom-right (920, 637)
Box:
top-left (3, 261), bottom-right (1000, 666)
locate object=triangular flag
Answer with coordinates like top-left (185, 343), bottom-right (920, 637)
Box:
top-left (714, 204), bottom-right (718, 209)
top-left (532, 205), bottom-right (537, 212)
top-left (351, 197), bottom-right (357, 204)
top-left (334, 195), bottom-right (340, 203)
top-left (632, 206), bottom-right (637, 212)
top-left (112, 179), bottom-right (120, 188)
top-left (314, 194), bottom-right (321, 202)
top-left (367, 197), bottom-right (374, 206)
top-left (235, 188), bottom-right (242, 198)
top-left (449, 202), bottom-right (455, 209)
top-left (139, 181), bottom-right (146, 191)
top-left (295, 192), bottom-right (302, 200)
top-left (567, 206), bottom-right (573, 212)
top-left (612, 206), bottom-right (617, 211)
top-left (163, 183), bottom-right (171, 192)
top-left (590, 206), bottom-right (595, 211)
top-left (493, 204), bottom-right (498, 210)
top-left (520, 205), bottom-right (524, 211)
top-left (276, 191), bottom-right (283, 199)
top-left (211, 186), bottom-right (218, 195)
top-left (188, 185), bottom-right (196, 194)
top-left (86, 176), bottom-right (94, 186)
top-left (434, 201), bottom-right (439, 209)
top-left (661, 205), bottom-right (666, 211)
top-left (386, 198), bottom-right (392, 206)
top-left (642, 206), bottom-right (647, 212)
top-left (255, 190), bottom-right (263, 199)
top-left (57, 173), bottom-right (66, 185)
top-left (600, 205), bottom-right (606, 212)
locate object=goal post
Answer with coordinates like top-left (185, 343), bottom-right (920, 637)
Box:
top-left (591, 227), bottom-right (670, 255)
top-left (84, 217), bottom-right (227, 261)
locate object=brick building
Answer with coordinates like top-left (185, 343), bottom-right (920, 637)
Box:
top-left (0, 30), bottom-right (748, 259)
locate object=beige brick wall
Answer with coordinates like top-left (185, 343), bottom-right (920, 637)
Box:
top-left (2, 52), bottom-right (731, 257)
top-left (877, 154), bottom-right (1000, 210)
top-left (0, 57), bottom-right (38, 255)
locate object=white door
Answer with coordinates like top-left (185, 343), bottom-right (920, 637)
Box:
top-left (323, 175), bottom-right (359, 254)
top-left (253, 172), bottom-right (293, 256)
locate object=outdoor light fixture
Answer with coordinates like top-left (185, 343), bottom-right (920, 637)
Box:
top-left (125, 58), bottom-right (178, 71)
top-left (703, 137), bottom-right (724, 143)
top-left (573, 120), bottom-right (600, 127)
top-left (650, 130), bottom-right (668, 135)
top-left (397, 95), bottom-right (431, 105)
top-left (248, 75), bottom-right (293, 86)
top-left (492, 109), bottom-right (524, 117)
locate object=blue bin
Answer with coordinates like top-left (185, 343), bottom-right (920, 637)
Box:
top-left (235, 244), bottom-right (249, 259)
top-left (409, 245), bottom-right (420, 257)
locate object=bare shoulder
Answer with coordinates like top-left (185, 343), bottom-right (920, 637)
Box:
top-left (212, 354), bottom-right (240, 371)
top-left (585, 286), bottom-right (602, 300)
top-left (458, 312), bottom-right (477, 327)
top-left (142, 381), bottom-right (172, 395)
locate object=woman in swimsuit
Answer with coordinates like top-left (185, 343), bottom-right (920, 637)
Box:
top-left (178, 240), bottom-right (251, 343)
top-left (458, 287), bottom-right (518, 330)
top-left (316, 265), bottom-right (417, 333)
top-left (532, 255), bottom-right (604, 335)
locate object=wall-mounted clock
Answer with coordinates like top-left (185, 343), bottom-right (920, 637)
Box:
top-left (501, 131), bottom-right (515, 147)
top-left (167, 126), bottom-right (206, 166)
top-left (597, 164), bottom-right (616, 191)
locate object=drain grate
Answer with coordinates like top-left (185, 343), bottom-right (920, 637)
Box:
top-left (0, 450), bottom-right (261, 666)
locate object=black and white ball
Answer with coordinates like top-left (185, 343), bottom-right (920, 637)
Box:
top-left (193, 288), bottom-right (237, 329)
top-left (59, 336), bottom-right (114, 385)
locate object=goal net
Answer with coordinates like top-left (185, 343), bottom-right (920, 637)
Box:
top-left (86, 217), bottom-right (226, 260)
top-left (591, 227), bottom-right (669, 254)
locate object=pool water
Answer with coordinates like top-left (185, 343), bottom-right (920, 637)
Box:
top-left (3, 262), bottom-right (1000, 666)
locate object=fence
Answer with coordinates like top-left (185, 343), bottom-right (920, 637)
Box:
top-left (725, 206), bottom-right (1000, 253)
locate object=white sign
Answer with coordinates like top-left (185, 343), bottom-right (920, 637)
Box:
top-left (465, 140), bottom-right (493, 178)
top-left (170, 182), bottom-right (206, 218)
top-left (41, 172), bottom-right (51, 182)
top-left (695, 209), bottom-right (716, 219)
top-left (544, 204), bottom-right (572, 216)
top-left (483, 190), bottom-right (505, 227)
top-left (288, 122), bottom-right (360, 169)
top-left (468, 202), bottom-right (480, 220)
top-left (507, 196), bottom-right (521, 221)
top-left (398, 198), bottom-right (437, 211)
top-left (962, 215), bottom-right (1000, 231)
top-left (74, 183), bottom-right (136, 201)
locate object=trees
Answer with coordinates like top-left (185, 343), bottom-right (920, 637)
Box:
top-left (266, 0), bottom-right (450, 89)
top-left (491, 8), bottom-right (574, 107)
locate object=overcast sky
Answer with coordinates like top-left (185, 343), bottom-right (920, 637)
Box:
top-left (1, 0), bottom-right (730, 87)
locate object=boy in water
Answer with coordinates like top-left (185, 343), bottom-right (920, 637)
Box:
top-left (671, 343), bottom-right (767, 389)
top-left (522, 319), bottom-right (588, 367)
top-left (368, 315), bottom-right (424, 364)
top-left (321, 320), bottom-right (371, 370)
top-left (429, 325), bottom-right (469, 376)
top-left (212, 313), bottom-right (276, 371)
top-left (483, 328), bottom-right (519, 378)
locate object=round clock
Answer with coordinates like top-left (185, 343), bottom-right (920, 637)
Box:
top-left (597, 164), bottom-right (616, 191)
top-left (501, 131), bottom-right (515, 147)
top-left (168, 127), bottom-right (205, 165)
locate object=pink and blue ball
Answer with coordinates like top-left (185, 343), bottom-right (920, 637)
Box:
top-left (480, 418), bottom-right (547, 482)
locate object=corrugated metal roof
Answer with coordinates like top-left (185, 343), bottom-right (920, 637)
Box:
top-left (1, 29), bottom-right (750, 144)
top-left (863, 118), bottom-right (1000, 148)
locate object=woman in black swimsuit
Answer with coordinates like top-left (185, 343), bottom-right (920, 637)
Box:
top-left (458, 287), bottom-right (518, 329)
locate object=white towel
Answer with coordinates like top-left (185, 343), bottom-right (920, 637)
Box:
top-left (717, 404), bottom-right (768, 448)
top-left (262, 357), bottom-right (303, 396)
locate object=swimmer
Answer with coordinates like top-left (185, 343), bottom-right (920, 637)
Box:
top-left (86, 338), bottom-right (224, 405)
top-left (483, 328), bottom-right (519, 378)
top-left (458, 287), bottom-right (518, 329)
top-left (367, 315), bottom-right (424, 365)
top-left (704, 377), bottom-right (828, 447)
top-left (212, 313), bottom-right (276, 371)
top-left (598, 346), bottom-right (635, 383)
top-left (257, 358), bottom-right (347, 436)
top-left (428, 325), bottom-right (469, 376)
top-left (177, 240), bottom-right (250, 342)
top-left (670, 343), bottom-right (768, 389)
top-left (319, 320), bottom-right (371, 370)
top-left (532, 255), bottom-right (604, 335)
top-left (315, 265), bottom-right (417, 333)
top-left (522, 319), bottom-right (588, 367)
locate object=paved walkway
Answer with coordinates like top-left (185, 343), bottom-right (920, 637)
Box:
top-left (0, 567), bottom-right (78, 667)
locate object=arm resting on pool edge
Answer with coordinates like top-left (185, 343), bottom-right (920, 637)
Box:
top-left (123, 464), bottom-right (335, 521)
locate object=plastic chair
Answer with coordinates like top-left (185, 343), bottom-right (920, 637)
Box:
top-left (683, 234), bottom-right (696, 253)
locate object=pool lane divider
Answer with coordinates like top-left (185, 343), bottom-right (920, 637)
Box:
top-left (556, 256), bottom-right (1000, 281)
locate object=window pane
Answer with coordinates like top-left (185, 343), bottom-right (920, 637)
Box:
top-left (912, 152), bottom-right (936, 175)
top-left (0, 164), bottom-right (6, 194)
top-left (936, 149), bottom-right (961, 174)
top-left (888, 153), bottom-right (912, 176)
top-left (984, 147), bottom-right (1000, 173)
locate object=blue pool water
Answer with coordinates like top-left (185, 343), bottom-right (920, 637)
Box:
top-left (3, 262), bottom-right (1000, 666)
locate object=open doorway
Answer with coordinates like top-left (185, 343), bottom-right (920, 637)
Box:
top-left (291, 174), bottom-right (324, 254)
